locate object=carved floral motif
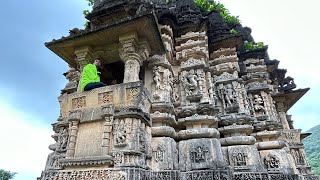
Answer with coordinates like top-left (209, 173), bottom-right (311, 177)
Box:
top-left (126, 88), bottom-right (140, 101)
top-left (72, 96), bottom-right (86, 109)
top-left (98, 92), bottom-right (113, 104)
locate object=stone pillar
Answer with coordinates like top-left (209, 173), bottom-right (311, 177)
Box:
top-left (274, 97), bottom-right (290, 130)
top-left (74, 46), bottom-right (93, 69)
top-left (119, 32), bottom-right (150, 83)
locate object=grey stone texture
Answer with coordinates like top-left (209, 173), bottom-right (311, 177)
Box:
top-left (39, 0), bottom-right (319, 179)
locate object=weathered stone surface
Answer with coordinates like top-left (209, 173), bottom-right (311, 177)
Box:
top-left (226, 145), bottom-right (265, 172)
top-left (151, 137), bottom-right (178, 171)
top-left (39, 0), bottom-right (319, 179)
top-left (179, 138), bottom-right (226, 172)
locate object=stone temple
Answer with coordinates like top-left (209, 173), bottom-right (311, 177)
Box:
top-left (38, 0), bottom-right (319, 180)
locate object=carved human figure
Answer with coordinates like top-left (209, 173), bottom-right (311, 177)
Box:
top-left (163, 69), bottom-right (173, 102)
top-left (264, 154), bottom-right (280, 170)
top-left (190, 146), bottom-right (208, 163)
top-left (187, 70), bottom-right (198, 90)
top-left (124, 60), bottom-right (140, 83)
top-left (173, 80), bottom-right (180, 103)
top-left (116, 124), bottom-right (127, 144)
top-left (58, 128), bottom-right (68, 151)
top-left (253, 94), bottom-right (265, 114)
top-left (183, 69), bottom-right (198, 96)
top-left (155, 146), bottom-right (165, 162)
top-left (196, 70), bottom-right (205, 93)
top-left (223, 84), bottom-right (236, 107)
top-left (153, 66), bottom-right (161, 90)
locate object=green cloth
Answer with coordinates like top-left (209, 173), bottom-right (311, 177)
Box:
top-left (80, 64), bottom-right (100, 92)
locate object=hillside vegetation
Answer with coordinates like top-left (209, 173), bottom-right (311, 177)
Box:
top-left (303, 124), bottom-right (320, 175)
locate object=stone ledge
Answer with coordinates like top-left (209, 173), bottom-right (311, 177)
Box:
top-left (60, 156), bottom-right (113, 167)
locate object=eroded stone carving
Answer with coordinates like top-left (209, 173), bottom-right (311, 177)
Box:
top-left (114, 122), bottom-right (128, 146)
top-left (232, 152), bottom-right (248, 167)
top-left (190, 145), bottom-right (209, 163)
top-left (98, 91), bottom-right (113, 104)
top-left (264, 154), bottom-right (280, 171)
top-left (72, 96), bottom-right (86, 109)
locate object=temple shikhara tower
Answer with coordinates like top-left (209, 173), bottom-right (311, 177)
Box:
top-left (39, 0), bottom-right (319, 179)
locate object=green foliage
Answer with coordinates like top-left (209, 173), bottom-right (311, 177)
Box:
top-left (83, 0), bottom-right (94, 27)
top-left (0, 169), bottom-right (17, 180)
top-left (86, 0), bottom-right (94, 6)
top-left (244, 41), bottom-right (265, 51)
top-left (193, 0), bottom-right (240, 26)
top-left (193, 0), bottom-right (214, 12)
top-left (304, 124), bottom-right (320, 176)
top-left (230, 28), bottom-right (238, 35)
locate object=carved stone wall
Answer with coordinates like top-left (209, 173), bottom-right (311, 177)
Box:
top-left (39, 0), bottom-right (319, 179)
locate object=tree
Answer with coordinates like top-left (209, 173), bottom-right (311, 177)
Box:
top-left (0, 169), bottom-right (16, 180)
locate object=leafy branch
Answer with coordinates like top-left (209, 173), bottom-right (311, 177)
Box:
top-left (193, 0), bottom-right (240, 26)
top-left (244, 41), bottom-right (265, 51)
top-left (83, 0), bottom-right (94, 27)
top-left (0, 169), bottom-right (17, 180)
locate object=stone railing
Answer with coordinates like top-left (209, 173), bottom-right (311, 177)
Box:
top-left (59, 81), bottom-right (151, 120)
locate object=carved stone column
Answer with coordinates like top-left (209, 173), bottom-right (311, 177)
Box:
top-left (119, 32), bottom-right (150, 83)
top-left (74, 46), bottom-right (93, 69)
top-left (66, 120), bottom-right (79, 158)
top-left (274, 97), bottom-right (290, 130)
top-left (66, 110), bottom-right (81, 158)
top-left (101, 105), bottom-right (114, 156)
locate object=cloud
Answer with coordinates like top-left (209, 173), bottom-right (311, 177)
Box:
top-left (0, 103), bottom-right (53, 180)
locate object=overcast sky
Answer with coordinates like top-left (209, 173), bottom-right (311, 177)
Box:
top-left (0, 0), bottom-right (319, 179)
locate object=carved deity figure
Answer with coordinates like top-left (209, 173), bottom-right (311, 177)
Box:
top-left (220, 84), bottom-right (237, 107)
top-left (190, 146), bottom-right (208, 163)
top-left (154, 146), bottom-right (165, 162)
top-left (264, 154), bottom-right (280, 170)
top-left (115, 124), bottom-right (127, 145)
top-left (183, 69), bottom-right (199, 96)
top-left (153, 66), bottom-right (162, 90)
top-left (253, 94), bottom-right (266, 115)
top-left (163, 69), bottom-right (173, 102)
top-left (57, 128), bottom-right (69, 152)
top-left (124, 60), bottom-right (140, 83)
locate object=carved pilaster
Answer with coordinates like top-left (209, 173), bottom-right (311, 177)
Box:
top-left (119, 32), bottom-right (150, 83)
top-left (274, 97), bottom-right (290, 130)
top-left (74, 46), bottom-right (93, 69)
top-left (66, 120), bottom-right (79, 158)
top-left (101, 105), bottom-right (115, 156)
top-left (101, 116), bottom-right (113, 156)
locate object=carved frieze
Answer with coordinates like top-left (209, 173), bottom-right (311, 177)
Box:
top-left (264, 154), bottom-right (280, 171)
top-left (98, 91), bottom-right (113, 104)
top-left (113, 120), bottom-right (130, 147)
top-left (72, 96), bottom-right (86, 109)
top-left (214, 71), bottom-right (239, 83)
top-left (126, 88), bottom-right (140, 102)
top-left (152, 66), bottom-right (173, 103)
top-left (291, 149), bottom-right (306, 166)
